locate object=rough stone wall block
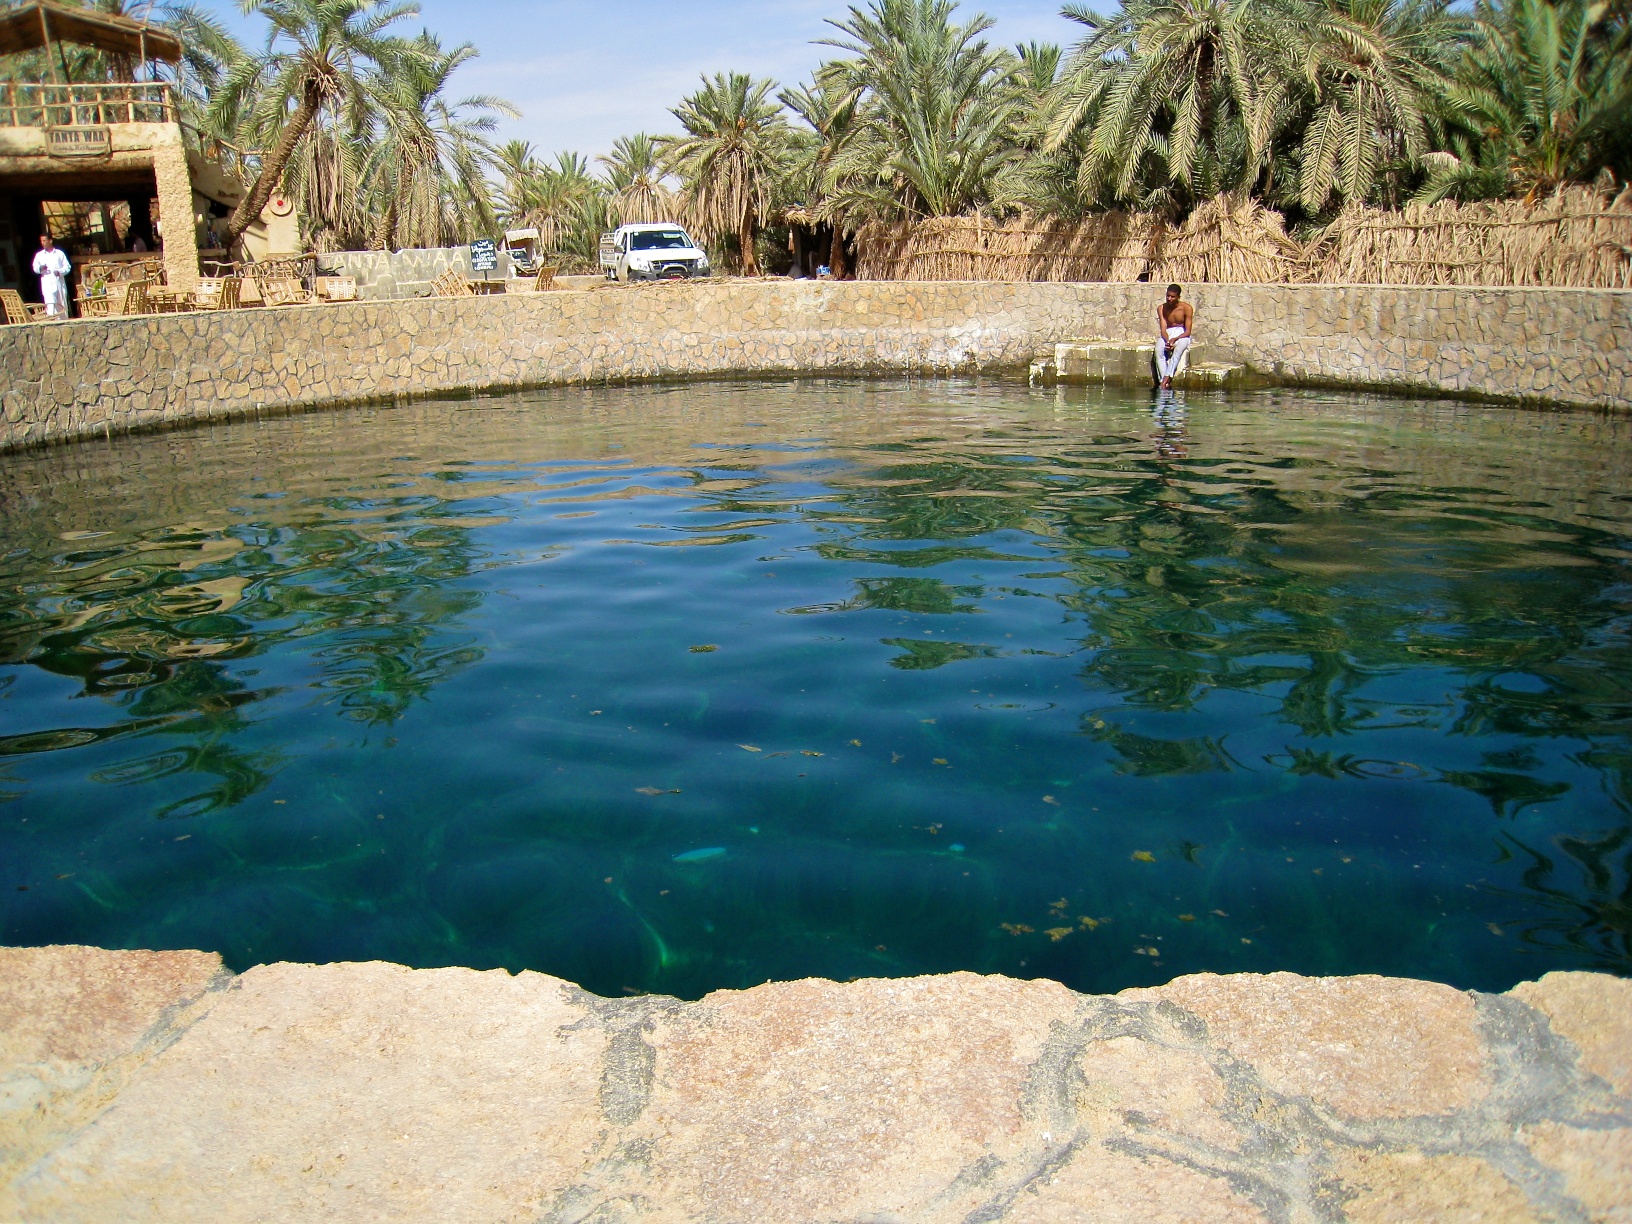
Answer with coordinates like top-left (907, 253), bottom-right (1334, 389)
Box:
top-left (0, 951), bottom-right (1629, 1223)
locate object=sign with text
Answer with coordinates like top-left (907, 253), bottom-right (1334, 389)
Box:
top-left (469, 238), bottom-right (499, 273)
top-left (46, 126), bottom-right (111, 158)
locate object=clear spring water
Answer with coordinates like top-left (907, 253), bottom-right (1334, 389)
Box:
top-left (1, 379), bottom-right (1628, 999)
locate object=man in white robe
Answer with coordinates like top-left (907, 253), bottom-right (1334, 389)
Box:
top-left (32, 235), bottom-right (71, 318)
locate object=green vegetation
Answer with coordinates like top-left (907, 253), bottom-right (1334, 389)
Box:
top-left (7, 0), bottom-right (1628, 266)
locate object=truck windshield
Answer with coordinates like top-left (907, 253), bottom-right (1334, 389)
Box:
top-left (629, 230), bottom-right (692, 251)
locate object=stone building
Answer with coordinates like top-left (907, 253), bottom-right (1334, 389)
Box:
top-left (0, 1), bottom-right (275, 304)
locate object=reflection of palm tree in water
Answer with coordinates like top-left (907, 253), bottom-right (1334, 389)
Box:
top-left (1491, 826), bottom-right (1632, 974)
top-left (0, 514), bottom-right (490, 815)
top-left (1152, 391), bottom-right (1189, 460)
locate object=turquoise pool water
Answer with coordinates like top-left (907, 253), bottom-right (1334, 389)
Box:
top-left (1, 380), bottom-right (1628, 998)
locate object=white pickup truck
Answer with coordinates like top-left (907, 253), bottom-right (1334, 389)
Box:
top-left (598, 223), bottom-right (712, 282)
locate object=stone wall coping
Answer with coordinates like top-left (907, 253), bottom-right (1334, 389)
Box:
top-left (1, 946), bottom-right (1628, 1222)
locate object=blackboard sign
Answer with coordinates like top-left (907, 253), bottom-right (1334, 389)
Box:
top-left (469, 238), bottom-right (499, 273)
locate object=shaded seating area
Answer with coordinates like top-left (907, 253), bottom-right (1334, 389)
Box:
top-left (1, 254), bottom-right (377, 320)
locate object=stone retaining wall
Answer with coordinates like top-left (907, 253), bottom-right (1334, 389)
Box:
top-left (1, 280), bottom-right (1626, 450)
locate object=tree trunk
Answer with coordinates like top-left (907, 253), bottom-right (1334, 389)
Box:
top-left (829, 224), bottom-right (847, 279)
top-left (370, 194), bottom-right (398, 252)
top-left (225, 82), bottom-right (321, 250)
top-left (738, 204), bottom-right (758, 276)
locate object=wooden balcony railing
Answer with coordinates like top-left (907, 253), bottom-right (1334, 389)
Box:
top-left (0, 81), bottom-right (174, 128)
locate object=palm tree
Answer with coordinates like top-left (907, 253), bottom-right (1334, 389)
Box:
top-left (1007, 40), bottom-right (1090, 214)
top-left (661, 72), bottom-right (792, 275)
top-left (1289, 0), bottom-right (1467, 212)
top-left (598, 133), bottom-right (678, 224)
top-left (817, 0), bottom-right (1026, 219)
top-left (1047, 0), bottom-right (1292, 210)
top-left (492, 139), bottom-right (540, 223)
top-left (360, 33), bottom-right (512, 249)
top-left (1423, 0), bottom-right (1632, 200)
top-left (779, 68), bottom-right (863, 271)
top-left (211, 0), bottom-right (428, 249)
top-left (516, 152), bottom-right (612, 266)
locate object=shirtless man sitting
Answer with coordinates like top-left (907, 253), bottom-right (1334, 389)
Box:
top-left (1155, 283), bottom-right (1193, 389)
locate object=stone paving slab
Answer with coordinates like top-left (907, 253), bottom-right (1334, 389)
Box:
top-left (0, 946), bottom-right (1627, 1222)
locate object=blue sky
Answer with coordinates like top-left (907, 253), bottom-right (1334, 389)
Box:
top-left (212, 0), bottom-right (1086, 161)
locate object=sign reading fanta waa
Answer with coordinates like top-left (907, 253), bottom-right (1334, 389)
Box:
top-left (46, 126), bottom-right (110, 157)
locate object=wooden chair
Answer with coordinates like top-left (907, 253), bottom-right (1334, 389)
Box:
top-left (535, 265), bottom-right (558, 291)
top-left (314, 275), bottom-right (357, 303)
top-left (2, 288), bottom-right (51, 323)
top-left (105, 278), bottom-right (150, 316)
top-left (192, 277), bottom-right (241, 311)
top-left (261, 277), bottom-right (310, 307)
top-left (431, 267), bottom-right (474, 298)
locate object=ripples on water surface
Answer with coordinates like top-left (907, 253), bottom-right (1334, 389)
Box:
top-left (1, 380), bottom-right (1629, 997)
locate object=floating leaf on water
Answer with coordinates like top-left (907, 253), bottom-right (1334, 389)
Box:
top-left (1078, 916), bottom-right (1099, 930)
top-left (1487, 923), bottom-right (1504, 936)
top-left (849, 739), bottom-right (862, 747)
top-left (1178, 913), bottom-right (1196, 922)
top-left (1132, 850), bottom-right (1156, 863)
top-left (1211, 909), bottom-right (1228, 917)
top-left (673, 846), bottom-right (726, 863)
top-left (635, 786), bottom-right (681, 796)
top-left (689, 644), bottom-right (718, 653)
top-left (890, 753), bottom-right (902, 763)
top-left (933, 758), bottom-right (948, 765)
top-left (1045, 927), bottom-right (1073, 942)
top-left (1043, 795), bottom-right (1059, 805)
top-left (1000, 923), bottom-right (1034, 936)
top-left (800, 750), bottom-right (823, 757)
top-left (738, 744), bottom-right (762, 752)
top-left (1048, 897), bottom-right (1068, 912)
top-left (1241, 937), bottom-right (1253, 944)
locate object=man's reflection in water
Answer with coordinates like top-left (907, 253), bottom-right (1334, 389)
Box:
top-left (1152, 389), bottom-right (1189, 459)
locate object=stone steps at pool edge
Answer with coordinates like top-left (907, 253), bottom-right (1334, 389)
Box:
top-left (1029, 337), bottom-right (1256, 390)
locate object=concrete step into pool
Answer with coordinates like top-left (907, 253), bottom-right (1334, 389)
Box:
top-left (1030, 338), bottom-right (1256, 390)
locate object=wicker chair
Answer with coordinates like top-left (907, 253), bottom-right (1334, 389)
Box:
top-left (535, 265), bottom-right (559, 291)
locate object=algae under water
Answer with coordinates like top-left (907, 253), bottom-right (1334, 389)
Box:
top-left (1, 379), bottom-right (1629, 998)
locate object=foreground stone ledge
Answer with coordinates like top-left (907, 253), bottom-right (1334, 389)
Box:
top-left (0, 946), bottom-right (1627, 1222)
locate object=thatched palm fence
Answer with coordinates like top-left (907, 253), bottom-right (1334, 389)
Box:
top-left (852, 188), bottom-right (1632, 287)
